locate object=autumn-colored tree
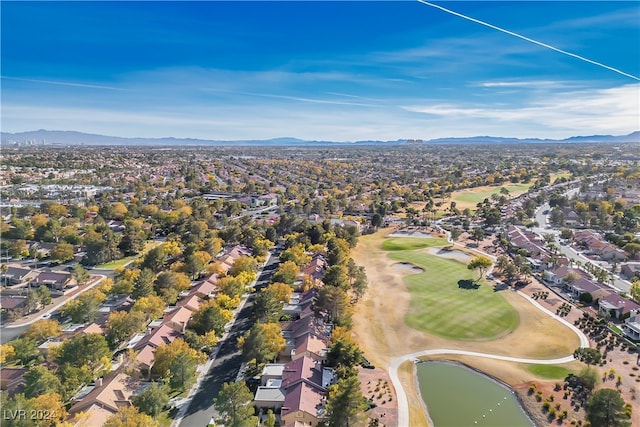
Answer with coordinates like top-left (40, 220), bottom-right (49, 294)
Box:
top-left (0, 344), bottom-right (15, 364)
top-left (23, 319), bottom-right (61, 343)
top-left (272, 260), bottom-right (300, 285)
top-left (32, 393), bottom-right (67, 424)
top-left (280, 244), bottom-right (311, 266)
top-left (217, 276), bottom-right (246, 299)
top-left (103, 406), bottom-right (159, 427)
top-left (229, 256), bottom-right (258, 277)
top-left (151, 338), bottom-right (205, 378)
top-left (467, 256), bottom-right (493, 281)
top-left (265, 282), bottom-right (293, 303)
top-left (131, 294), bottom-right (166, 322)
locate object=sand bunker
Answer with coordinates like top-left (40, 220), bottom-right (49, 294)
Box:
top-left (392, 262), bottom-right (425, 273)
top-left (426, 247), bottom-right (472, 263)
top-left (388, 230), bottom-right (433, 238)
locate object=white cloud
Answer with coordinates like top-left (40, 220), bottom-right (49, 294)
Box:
top-left (401, 83), bottom-right (640, 136)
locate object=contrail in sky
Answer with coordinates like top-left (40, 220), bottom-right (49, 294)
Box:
top-left (416, 0), bottom-right (640, 81)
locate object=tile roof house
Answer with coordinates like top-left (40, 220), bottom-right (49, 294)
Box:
top-left (162, 306), bottom-right (193, 333)
top-left (598, 294), bottom-right (640, 319)
top-left (280, 381), bottom-right (327, 427)
top-left (177, 294), bottom-right (204, 312)
top-left (0, 367), bottom-right (27, 396)
top-left (34, 270), bottom-right (74, 291)
top-left (67, 372), bottom-right (141, 427)
top-left (621, 263), bottom-right (640, 280)
top-left (566, 278), bottom-right (611, 301)
top-left (0, 265), bottom-right (39, 287)
top-left (133, 324), bottom-right (182, 374)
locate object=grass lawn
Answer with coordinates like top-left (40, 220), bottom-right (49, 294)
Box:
top-left (453, 183), bottom-right (533, 207)
top-left (525, 364), bottom-right (572, 379)
top-left (95, 240), bottom-right (161, 269)
top-left (95, 256), bottom-right (137, 269)
top-left (387, 249), bottom-right (519, 340)
top-left (382, 237), bottom-right (450, 251)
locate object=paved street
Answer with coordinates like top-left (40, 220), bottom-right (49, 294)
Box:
top-left (176, 249), bottom-right (281, 427)
top-left (532, 201), bottom-right (632, 293)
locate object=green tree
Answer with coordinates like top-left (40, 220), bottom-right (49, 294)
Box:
top-left (326, 339), bottom-right (363, 374)
top-left (10, 338), bottom-right (40, 366)
top-left (62, 288), bottom-right (106, 323)
top-left (586, 388), bottom-right (631, 427)
top-left (237, 323), bottom-right (285, 365)
top-left (168, 351), bottom-right (197, 391)
top-left (315, 286), bottom-right (353, 327)
top-left (23, 366), bottom-right (61, 398)
top-left (34, 285), bottom-right (51, 307)
top-left (573, 347), bottom-right (602, 366)
top-left (631, 280), bottom-right (640, 303)
top-left (265, 409), bottom-right (276, 427)
top-left (50, 242), bottom-right (75, 263)
top-left (142, 245), bottom-right (168, 273)
top-left (56, 333), bottom-right (111, 374)
top-left (105, 310), bottom-right (147, 349)
top-left (578, 366), bottom-right (599, 390)
top-left (253, 288), bottom-right (284, 323)
top-left (0, 393), bottom-right (36, 427)
top-left (132, 382), bottom-right (169, 419)
top-left (189, 300), bottom-right (232, 336)
top-left (467, 256), bottom-right (493, 281)
top-left (323, 264), bottom-right (349, 289)
top-left (471, 226), bottom-right (485, 244)
top-left (326, 374), bottom-right (368, 427)
top-left (214, 381), bottom-right (258, 427)
top-left (623, 242), bottom-right (640, 260)
top-left (132, 268), bottom-right (155, 299)
top-left (71, 263), bottom-right (90, 284)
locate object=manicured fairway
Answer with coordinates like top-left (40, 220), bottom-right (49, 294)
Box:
top-left (454, 183), bottom-right (532, 206)
top-left (382, 237), bottom-right (449, 251)
top-left (385, 240), bottom-right (519, 340)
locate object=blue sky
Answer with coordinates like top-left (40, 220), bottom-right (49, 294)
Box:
top-left (2, 1), bottom-right (639, 141)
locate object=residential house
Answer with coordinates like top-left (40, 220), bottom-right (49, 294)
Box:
top-left (67, 372), bottom-right (141, 427)
top-left (33, 270), bottom-right (74, 292)
top-left (0, 296), bottom-right (28, 317)
top-left (162, 306), bottom-right (193, 333)
top-left (177, 294), bottom-right (204, 312)
top-left (133, 325), bottom-right (182, 375)
top-left (621, 263), bottom-right (640, 280)
top-left (0, 367), bottom-right (27, 396)
top-left (291, 334), bottom-right (329, 363)
top-left (565, 278), bottom-right (610, 302)
top-left (0, 265), bottom-right (39, 287)
top-left (598, 294), bottom-right (640, 320)
top-left (280, 381), bottom-right (327, 427)
top-left (624, 315), bottom-right (640, 340)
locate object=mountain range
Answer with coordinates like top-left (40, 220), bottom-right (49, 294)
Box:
top-left (2, 130), bottom-right (639, 146)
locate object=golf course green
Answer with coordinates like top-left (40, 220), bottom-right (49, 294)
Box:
top-left (385, 238), bottom-right (519, 340)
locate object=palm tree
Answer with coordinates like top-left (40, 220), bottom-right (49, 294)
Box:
top-left (1, 263), bottom-right (8, 288)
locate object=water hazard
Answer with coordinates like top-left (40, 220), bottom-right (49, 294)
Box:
top-left (416, 361), bottom-right (534, 427)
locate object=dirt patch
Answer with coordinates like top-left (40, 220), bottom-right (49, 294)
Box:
top-left (359, 366), bottom-right (398, 427)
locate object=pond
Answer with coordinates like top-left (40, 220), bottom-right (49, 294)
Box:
top-left (416, 361), bottom-right (534, 427)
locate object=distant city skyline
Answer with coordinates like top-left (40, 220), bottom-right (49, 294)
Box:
top-left (1, 1), bottom-right (639, 142)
